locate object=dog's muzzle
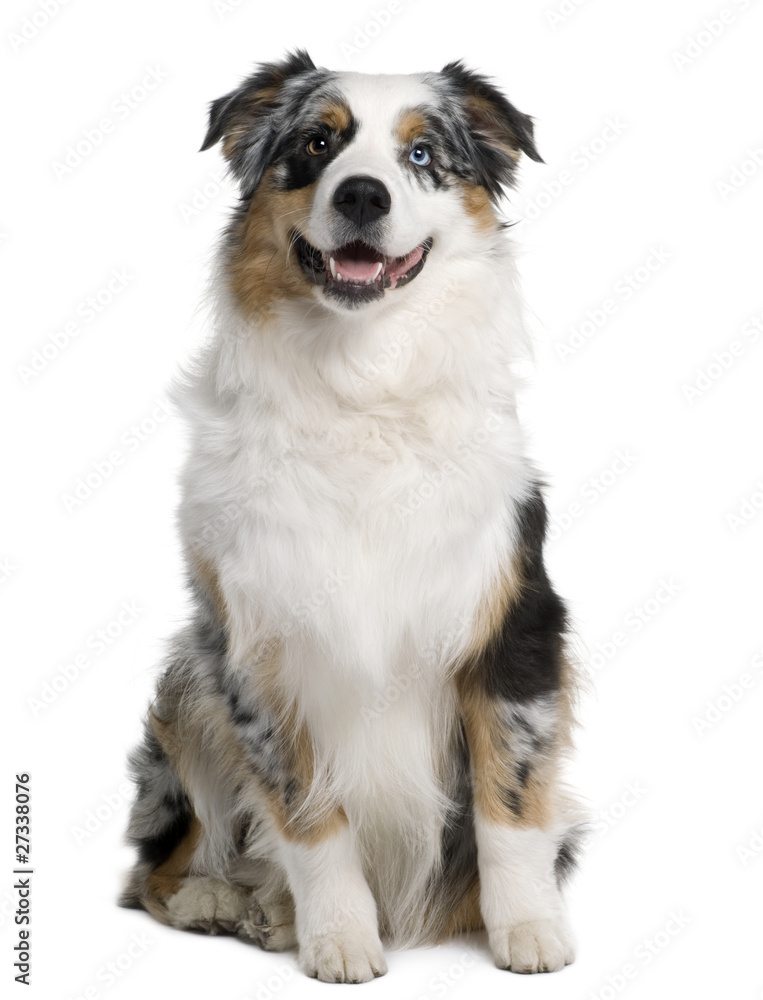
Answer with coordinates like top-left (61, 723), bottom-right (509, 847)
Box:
top-left (293, 173), bottom-right (432, 308)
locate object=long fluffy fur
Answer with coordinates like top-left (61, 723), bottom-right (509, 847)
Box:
top-left (121, 52), bottom-right (584, 982)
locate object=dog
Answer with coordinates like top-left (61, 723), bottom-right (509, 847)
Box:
top-left (120, 50), bottom-right (583, 983)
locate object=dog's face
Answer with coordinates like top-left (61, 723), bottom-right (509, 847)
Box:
top-left (202, 51), bottom-right (542, 317)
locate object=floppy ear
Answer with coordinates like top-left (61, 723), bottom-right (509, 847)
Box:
top-left (200, 50), bottom-right (317, 196)
top-left (442, 61), bottom-right (543, 195)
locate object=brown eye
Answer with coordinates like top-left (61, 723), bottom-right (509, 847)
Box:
top-left (306, 135), bottom-right (329, 156)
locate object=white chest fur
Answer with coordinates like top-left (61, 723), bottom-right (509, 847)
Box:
top-left (181, 344), bottom-right (529, 679)
top-left (179, 250), bottom-right (532, 928)
top-left (176, 263), bottom-right (533, 916)
top-left (180, 257), bottom-right (532, 670)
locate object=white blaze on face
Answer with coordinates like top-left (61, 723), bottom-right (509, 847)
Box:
top-left (305, 72), bottom-right (442, 259)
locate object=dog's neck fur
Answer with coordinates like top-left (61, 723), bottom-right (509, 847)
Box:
top-left (202, 229), bottom-right (529, 413)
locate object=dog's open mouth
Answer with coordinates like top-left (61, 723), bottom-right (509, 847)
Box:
top-left (295, 234), bottom-right (433, 306)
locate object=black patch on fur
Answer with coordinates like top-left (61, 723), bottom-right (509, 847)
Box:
top-left (201, 52), bottom-right (543, 207)
top-left (279, 115), bottom-right (358, 192)
top-left (500, 786), bottom-right (523, 817)
top-left (426, 725), bottom-right (479, 934)
top-left (516, 759), bottom-right (531, 787)
top-left (200, 50), bottom-right (317, 152)
top-left (125, 728), bottom-right (192, 870)
top-left (294, 232), bottom-right (328, 286)
top-left (136, 806), bottom-right (191, 868)
top-left (282, 778), bottom-right (300, 808)
top-left (530, 732), bottom-right (554, 755)
top-left (554, 825), bottom-right (586, 888)
top-left (226, 688), bottom-right (256, 727)
top-left (234, 814), bottom-right (251, 853)
top-left (191, 607), bottom-right (227, 660)
top-left (478, 484), bottom-right (568, 703)
top-left (426, 62), bottom-right (543, 200)
top-left (200, 50), bottom-right (358, 200)
top-left (218, 675), bottom-right (284, 793)
top-left (392, 112), bottom-right (447, 192)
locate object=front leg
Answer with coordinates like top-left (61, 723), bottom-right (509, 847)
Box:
top-left (278, 820), bottom-right (387, 983)
top-left (191, 555), bottom-right (387, 983)
top-left (457, 488), bottom-right (581, 973)
top-left (459, 685), bottom-right (576, 972)
top-left (226, 669), bottom-right (387, 983)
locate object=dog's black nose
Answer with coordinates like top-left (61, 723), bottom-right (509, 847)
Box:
top-left (333, 176), bottom-right (391, 227)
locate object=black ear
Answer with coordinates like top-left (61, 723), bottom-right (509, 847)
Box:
top-left (200, 50), bottom-right (318, 195)
top-left (442, 61), bottom-right (543, 194)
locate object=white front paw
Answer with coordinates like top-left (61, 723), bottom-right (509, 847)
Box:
top-left (490, 917), bottom-right (575, 974)
top-left (300, 930), bottom-right (387, 983)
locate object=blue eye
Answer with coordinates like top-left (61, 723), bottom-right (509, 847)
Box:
top-left (409, 146), bottom-right (431, 166)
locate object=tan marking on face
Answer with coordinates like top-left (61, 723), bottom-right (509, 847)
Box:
top-left (319, 99), bottom-right (352, 133)
top-left (459, 182), bottom-right (499, 233)
top-left (228, 170), bottom-right (318, 321)
top-left (396, 107), bottom-right (429, 147)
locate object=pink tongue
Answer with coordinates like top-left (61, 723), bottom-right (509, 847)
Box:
top-left (333, 245), bottom-right (384, 281)
top-left (386, 244), bottom-right (424, 281)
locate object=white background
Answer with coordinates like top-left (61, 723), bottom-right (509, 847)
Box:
top-left (3, 0), bottom-right (762, 998)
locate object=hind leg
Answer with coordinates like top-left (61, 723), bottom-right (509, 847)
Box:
top-left (238, 886), bottom-right (298, 951)
top-left (122, 631), bottom-right (385, 980)
top-left (165, 876), bottom-right (252, 934)
top-left (121, 714), bottom-right (296, 948)
top-left (120, 719), bottom-right (197, 922)
top-left (163, 875), bottom-right (296, 948)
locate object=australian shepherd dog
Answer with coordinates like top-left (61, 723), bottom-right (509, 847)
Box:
top-left (120, 50), bottom-right (584, 982)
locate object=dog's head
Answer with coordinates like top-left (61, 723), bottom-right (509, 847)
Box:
top-left (202, 51), bottom-right (542, 317)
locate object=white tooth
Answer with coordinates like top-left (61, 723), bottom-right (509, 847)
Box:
top-left (371, 262), bottom-right (383, 281)
top-left (329, 257), bottom-right (337, 279)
